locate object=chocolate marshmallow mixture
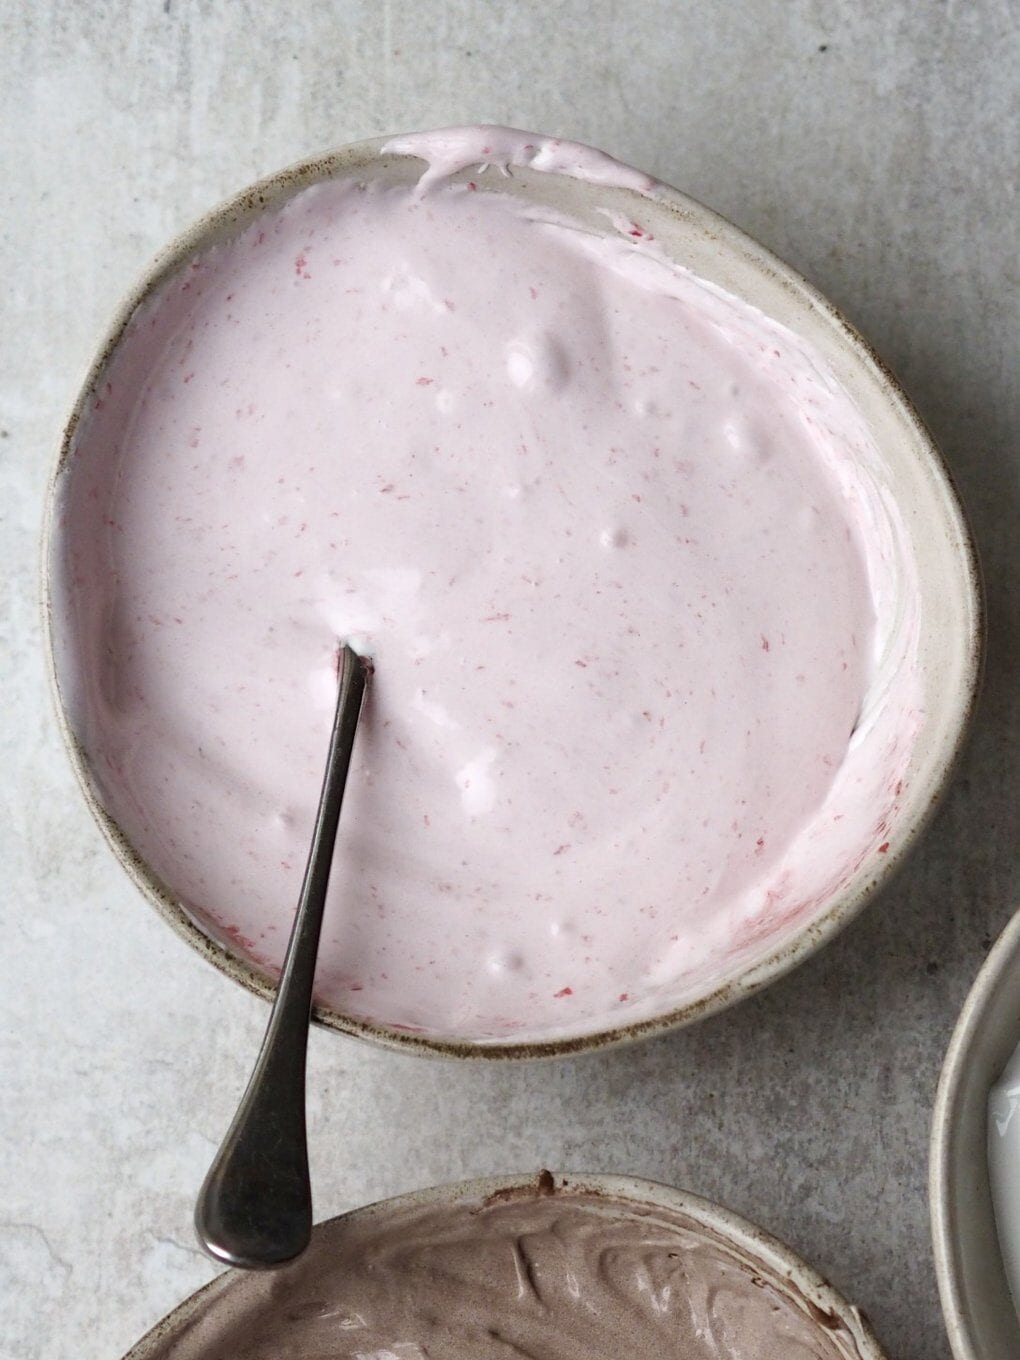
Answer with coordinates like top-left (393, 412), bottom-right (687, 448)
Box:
top-left (139, 1189), bottom-right (870, 1359)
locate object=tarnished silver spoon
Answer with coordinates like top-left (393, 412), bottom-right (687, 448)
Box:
top-left (195, 642), bottom-right (371, 1269)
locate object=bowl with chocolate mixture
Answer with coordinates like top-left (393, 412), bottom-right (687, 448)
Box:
top-left (124, 1173), bottom-right (887, 1360)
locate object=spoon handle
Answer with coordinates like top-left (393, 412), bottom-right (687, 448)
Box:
top-left (194, 643), bottom-right (369, 1269)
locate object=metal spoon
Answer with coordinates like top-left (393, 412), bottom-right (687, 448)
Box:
top-left (195, 642), bottom-right (370, 1269)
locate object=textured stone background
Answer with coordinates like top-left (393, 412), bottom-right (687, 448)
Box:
top-left (2, 2), bottom-right (1019, 1357)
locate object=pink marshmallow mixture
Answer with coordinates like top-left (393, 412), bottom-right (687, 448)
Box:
top-left (52, 128), bottom-right (919, 1043)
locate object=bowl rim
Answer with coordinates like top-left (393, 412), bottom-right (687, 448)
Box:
top-left (930, 909), bottom-right (1020, 1360)
top-left (121, 1169), bottom-right (888, 1359)
top-left (41, 126), bottom-right (984, 1061)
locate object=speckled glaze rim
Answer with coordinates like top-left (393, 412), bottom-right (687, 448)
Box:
top-left (121, 1170), bottom-right (888, 1359)
top-left (42, 129), bottom-right (983, 1061)
top-left (930, 909), bottom-right (1020, 1360)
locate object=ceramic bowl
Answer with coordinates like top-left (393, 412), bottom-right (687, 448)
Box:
top-left (44, 129), bottom-right (981, 1058)
top-left (122, 1171), bottom-right (887, 1359)
top-left (931, 910), bottom-right (1020, 1359)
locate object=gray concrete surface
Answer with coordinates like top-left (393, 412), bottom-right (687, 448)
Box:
top-left (3, 2), bottom-right (1019, 1356)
